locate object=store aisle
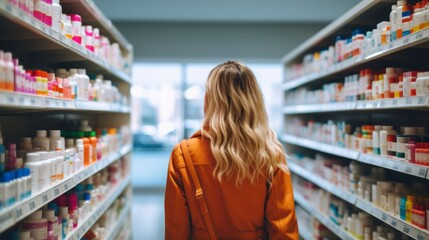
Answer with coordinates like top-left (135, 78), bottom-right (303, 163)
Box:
top-left (131, 148), bottom-right (172, 239)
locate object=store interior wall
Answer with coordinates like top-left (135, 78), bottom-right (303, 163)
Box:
top-left (114, 22), bottom-right (327, 61)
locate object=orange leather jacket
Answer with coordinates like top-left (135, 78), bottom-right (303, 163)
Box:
top-left (165, 131), bottom-right (298, 240)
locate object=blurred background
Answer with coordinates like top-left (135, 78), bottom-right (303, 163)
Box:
top-left (93, 0), bottom-right (360, 238)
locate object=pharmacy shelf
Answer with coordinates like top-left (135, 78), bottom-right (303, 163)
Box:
top-left (0, 144), bottom-right (131, 233)
top-left (61, 0), bottom-right (132, 52)
top-left (0, 2), bottom-right (131, 84)
top-left (292, 161), bottom-right (429, 240)
top-left (105, 201), bottom-right (131, 240)
top-left (294, 192), bottom-right (357, 240)
top-left (296, 215), bottom-right (312, 240)
top-left (67, 176), bottom-right (131, 240)
top-left (0, 91), bottom-right (130, 113)
top-left (283, 96), bottom-right (429, 114)
top-left (282, 134), bottom-right (429, 179)
top-left (289, 161), bottom-right (357, 205)
top-left (355, 197), bottom-right (429, 240)
top-left (282, 28), bottom-right (429, 91)
top-left (281, 0), bottom-right (393, 65)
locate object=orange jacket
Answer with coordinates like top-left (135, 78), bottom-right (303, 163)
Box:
top-left (165, 131), bottom-right (298, 240)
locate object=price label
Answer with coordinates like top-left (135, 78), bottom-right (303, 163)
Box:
top-left (64, 183), bottom-right (69, 191)
top-left (30, 98), bottom-right (36, 106)
top-left (418, 96), bottom-right (425, 104)
top-left (382, 213), bottom-right (388, 221)
top-left (391, 218), bottom-right (397, 227)
top-left (380, 100), bottom-right (386, 108)
top-left (45, 99), bottom-right (50, 107)
top-left (15, 208), bottom-right (23, 219)
top-left (389, 43), bottom-right (394, 49)
top-left (405, 166), bottom-right (412, 173)
top-left (7, 95), bottom-right (15, 104)
top-left (403, 37), bottom-right (410, 45)
top-left (54, 188), bottom-right (60, 196)
top-left (393, 163), bottom-right (400, 170)
top-left (418, 168), bottom-right (426, 177)
top-left (392, 99), bottom-right (398, 106)
top-left (62, 101), bottom-right (67, 108)
top-left (405, 97), bottom-right (412, 105)
top-left (42, 194), bottom-right (48, 203)
top-left (403, 225), bottom-right (410, 234)
top-left (29, 201), bottom-right (36, 211)
top-left (416, 32), bottom-right (424, 40)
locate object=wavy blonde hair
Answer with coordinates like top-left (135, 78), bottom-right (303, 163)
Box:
top-left (201, 61), bottom-right (287, 185)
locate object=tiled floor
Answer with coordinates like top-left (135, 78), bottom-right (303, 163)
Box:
top-left (131, 148), bottom-right (172, 240)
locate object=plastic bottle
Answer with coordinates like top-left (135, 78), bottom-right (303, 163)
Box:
top-left (71, 14), bottom-right (82, 44)
top-left (0, 174), bottom-right (4, 209)
top-left (49, 130), bottom-right (65, 151)
top-left (0, 126), bottom-right (4, 173)
top-left (55, 141), bottom-right (64, 181)
top-left (58, 206), bottom-right (70, 238)
top-left (80, 25), bottom-right (86, 48)
top-left (395, 1), bottom-right (407, 39)
top-left (33, 0), bottom-right (43, 20)
top-left (5, 143), bottom-right (16, 171)
top-left (24, 152), bottom-right (41, 192)
top-left (68, 194), bottom-right (78, 228)
top-left (66, 149), bottom-right (74, 176)
top-left (22, 210), bottom-right (48, 240)
top-left (83, 134), bottom-right (92, 166)
top-left (39, 151), bottom-right (51, 189)
top-left (48, 151), bottom-right (57, 184)
top-left (43, 0), bottom-right (52, 27)
top-left (0, 51), bottom-right (6, 90)
top-left (85, 25), bottom-right (94, 52)
top-left (412, 3), bottom-right (423, 33)
top-left (51, 0), bottom-right (62, 32)
top-left (416, 71), bottom-right (429, 96)
top-left (4, 52), bottom-right (14, 92)
top-left (15, 169), bottom-right (23, 201)
top-left (82, 192), bottom-right (91, 218)
top-left (62, 78), bottom-right (71, 99)
top-left (24, 168), bottom-right (32, 198)
top-left (390, 5), bottom-right (398, 40)
top-left (61, 14), bottom-right (72, 39)
top-left (76, 139), bottom-right (84, 170)
top-left (33, 130), bottom-right (50, 151)
top-left (93, 28), bottom-right (100, 55)
top-left (43, 209), bottom-right (59, 240)
top-left (77, 69), bottom-right (89, 100)
top-left (68, 69), bottom-right (78, 99)
top-left (63, 147), bottom-right (70, 178)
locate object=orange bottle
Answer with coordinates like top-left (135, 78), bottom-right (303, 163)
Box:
top-left (81, 131), bottom-right (92, 166)
top-left (89, 131), bottom-right (97, 162)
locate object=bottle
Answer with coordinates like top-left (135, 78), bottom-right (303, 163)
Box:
top-left (58, 206), bottom-right (70, 238)
top-left (51, 0), bottom-right (62, 32)
top-left (395, 1), bottom-right (407, 39)
top-left (0, 51), bottom-right (6, 90)
top-left (77, 69), bottom-right (89, 100)
top-left (380, 126), bottom-right (392, 157)
top-left (61, 14), bottom-right (72, 39)
top-left (6, 143), bottom-right (17, 171)
top-left (43, 209), bottom-right (60, 240)
top-left (63, 147), bottom-right (70, 178)
top-left (13, 59), bottom-right (21, 92)
top-left (39, 151), bottom-right (51, 189)
top-left (33, 130), bottom-right (50, 151)
top-left (93, 28), bottom-right (100, 55)
top-left (372, 125), bottom-right (382, 155)
top-left (85, 25), bottom-right (94, 52)
top-left (49, 130), bottom-right (65, 151)
top-left (4, 52), bottom-right (14, 91)
top-left (33, 0), bottom-right (43, 20)
top-left (390, 4), bottom-right (398, 40)
top-left (71, 14), bottom-right (82, 44)
top-left (55, 141), bottom-right (64, 181)
top-left (76, 139), bottom-right (84, 170)
top-left (0, 174), bottom-right (5, 209)
top-left (48, 151), bottom-right (57, 184)
top-left (82, 192), bottom-right (91, 218)
top-left (68, 69), bottom-right (78, 99)
top-left (23, 168), bottom-right (32, 198)
top-left (89, 132), bottom-right (97, 162)
top-left (68, 193), bottom-right (78, 228)
top-left (43, 0), bottom-right (52, 27)
top-left (21, 210), bottom-right (48, 240)
top-left (15, 169), bottom-right (23, 201)
top-left (25, 152), bottom-right (41, 193)
top-left (0, 126), bottom-right (5, 172)
top-left (62, 78), bottom-right (72, 99)
top-left (83, 134), bottom-right (91, 166)
top-left (416, 72), bottom-right (429, 96)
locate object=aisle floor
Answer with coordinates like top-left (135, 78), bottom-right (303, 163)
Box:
top-left (131, 148), bottom-right (172, 240)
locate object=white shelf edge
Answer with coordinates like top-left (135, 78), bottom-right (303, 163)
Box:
top-left (282, 28), bottom-right (429, 91)
top-left (0, 92), bottom-right (130, 113)
top-left (68, 176), bottom-right (131, 240)
top-left (355, 197), bottom-right (429, 240)
top-left (294, 192), bottom-right (357, 240)
top-left (282, 134), bottom-right (359, 160)
top-left (282, 134), bottom-right (429, 179)
top-left (296, 216), bottom-right (312, 240)
top-left (0, 2), bottom-right (132, 84)
top-left (105, 201), bottom-right (131, 240)
top-left (283, 96), bottom-right (429, 114)
top-left (289, 161), bottom-right (357, 205)
top-left (0, 144), bottom-right (131, 233)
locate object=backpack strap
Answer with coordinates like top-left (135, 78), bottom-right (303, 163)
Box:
top-left (180, 140), bottom-right (217, 240)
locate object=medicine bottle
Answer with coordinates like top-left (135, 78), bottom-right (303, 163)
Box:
top-left (22, 210), bottom-right (48, 240)
top-left (24, 152), bottom-right (41, 192)
top-left (33, 130), bottom-right (50, 151)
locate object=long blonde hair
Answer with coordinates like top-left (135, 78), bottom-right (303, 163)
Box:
top-left (201, 61), bottom-right (287, 185)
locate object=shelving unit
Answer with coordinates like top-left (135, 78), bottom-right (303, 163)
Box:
top-left (105, 201), bottom-right (132, 240)
top-left (0, 1), bottom-right (133, 238)
top-left (282, 0), bottom-right (429, 239)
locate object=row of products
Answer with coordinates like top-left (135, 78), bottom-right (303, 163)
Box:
top-left (285, 0), bottom-right (429, 81)
top-left (296, 206), bottom-right (339, 240)
top-left (7, 0), bottom-right (127, 71)
top-left (0, 50), bottom-right (126, 104)
top-left (0, 157), bottom-right (128, 240)
top-left (294, 176), bottom-right (414, 240)
top-left (81, 188), bottom-right (130, 240)
top-left (291, 153), bottom-right (429, 231)
top-left (0, 121), bottom-right (131, 210)
top-left (285, 119), bottom-right (429, 166)
top-left (284, 67), bottom-right (429, 106)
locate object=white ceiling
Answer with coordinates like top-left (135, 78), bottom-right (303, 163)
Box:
top-left (94, 0), bottom-right (360, 23)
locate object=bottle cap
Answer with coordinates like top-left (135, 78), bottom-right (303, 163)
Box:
top-left (16, 158), bottom-right (23, 168)
top-left (70, 14), bottom-right (81, 22)
top-left (68, 194), bottom-right (78, 210)
top-left (29, 210), bottom-right (43, 219)
top-left (83, 192), bottom-right (91, 201)
top-left (19, 231), bottom-right (30, 240)
top-left (59, 206), bottom-right (69, 217)
top-left (90, 131), bottom-right (96, 137)
top-left (47, 202), bottom-right (58, 215)
top-left (49, 130), bottom-right (61, 137)
top-left (43, 209), bottom-right (55, 219)
top-left (57, 194), bottom-right (67, 207)
top-left (36, 130), bottom-right (48, 137)
top-left (4, 52), bottom-right (12, 62)
top-left (26, 152), bottom-right (40, 162)
top-left (77, 69), bottom-right (86, 75)
top-left (65, 139), bottom-right (74, 148)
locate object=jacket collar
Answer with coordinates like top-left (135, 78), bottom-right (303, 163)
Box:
top-left (190, 130), bottom-right (202, 139)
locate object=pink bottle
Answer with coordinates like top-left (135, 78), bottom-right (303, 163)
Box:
top-left (71, 14), bottom-right (82, 44)
top-left (85, 25), bottom-right (94, 52)
top-left (43, 0), bottom-right (53, 27)
top-left (67, 194), bottom-right (78, 228)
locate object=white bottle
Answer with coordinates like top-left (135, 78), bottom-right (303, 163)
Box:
top-left (63, 146), bottom-right (70, 178)
top-left (77, 69), bottom-right (89, 100)
top-left (80, 120), bottom-right (92, 132)
top-left (39, 151), bottom-right (51, 189)
top-left (49, 130), bottom-right (65, 151)
top-left (69, 68), bottom-right (79, 99)
top-left (51, 0), bottom-right (62, 32)
top-left (48, 151), bottom-right (57, 183)
top-left (61, 14), bottom-right (72, 39)
top-left (75, 139), bottom-right (84, 171)
top-left (16, 169), bottom-right (23, 201)
top-left (55, 141), bottom-right (64, 181)
top-left (33, 130), bottom-right (50, 151)
top-left (66, 149), bottom-right (74, 175)
top-left (372, 125), bottom-right (382, 155)
top-left (416, 72), bottom-right (429, 96)
top-left (24, 152), bottom-right (41, 192)
top-left (380, 126), bottom-right (394, 157)
top-left (4, 52), bottom-right (14, 91)
top-left (0, 173), bottom-right (4, 208)
top-left (0, 51), bottom-right (6, 90)
top-left (390, 5), bottom-right (397, 40)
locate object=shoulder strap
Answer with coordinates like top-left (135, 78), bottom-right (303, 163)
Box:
top-left (180, 140), bottom-right (218, 240)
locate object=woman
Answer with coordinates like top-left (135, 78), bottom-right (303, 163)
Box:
top-left (165, 61), bottom-right (298, 240)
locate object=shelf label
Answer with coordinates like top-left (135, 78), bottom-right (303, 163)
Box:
top-left (416, 32), bottom-right (424, 40)
top-left (42, 194), bottom-right (48, 204)
top-left (403, 225), bottom-right (410, 234)
top-left (405, 97), bottom-right (413, 105)
top-left (64, 183), bottom-right (69, 191)
top-left (7, 94), bottom-right (15, 104)
top-left (405, 166), bottom-right (412, 174)
top-left (15, 207), bottom-right (23, 219)
top-left (29, 200), bottom-right (36, 211)
top-left (416, 232), bottom-right (427, 240)
top-left (54, 187), bottom-right (60, 196)
top-left (382, 213), bottom-right (388, 221)
top-left (418, 96), bottom-right (425, 105)
top-left (403, 37), bottom-right (410, 45)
